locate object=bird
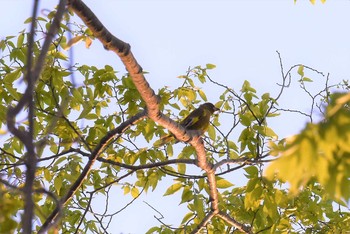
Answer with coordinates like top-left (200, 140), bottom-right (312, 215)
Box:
top-left (154, 102), bottom-right (219, 147)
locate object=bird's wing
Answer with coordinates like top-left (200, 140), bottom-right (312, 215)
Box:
top-left (180, 108), bottom-right (204, 128)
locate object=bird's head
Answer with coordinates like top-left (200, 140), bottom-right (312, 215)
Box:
top-left (201, 102), bottom-right (220, 114)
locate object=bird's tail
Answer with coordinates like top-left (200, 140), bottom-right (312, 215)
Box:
top-left (153, 134), bottom-right (175, 147)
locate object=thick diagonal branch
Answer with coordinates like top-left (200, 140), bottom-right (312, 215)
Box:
top-left (67, 0), bottom-right (198, 144)
top-left (66, 1), bottom-right (251, 233)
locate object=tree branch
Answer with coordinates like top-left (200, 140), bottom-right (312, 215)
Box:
top-left (5, 1), bottom-right (67, 232)
top-left (39, 110), bottom-right (147, 233)
top-left (65, 1), bottom-right (251, 233)
top-left (67, 0), bottom-right (203, 147)
top-left (217, 211), bottom-right (252, 234)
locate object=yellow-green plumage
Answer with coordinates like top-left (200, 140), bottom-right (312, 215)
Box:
top-left (154, 102), bottom-right (219, 147)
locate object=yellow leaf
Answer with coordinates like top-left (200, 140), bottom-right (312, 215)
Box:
top-left (206, 63), bottom-right (216, 69)
top-left (198, 89), bottom-right (207, 101)
top-left (216, 178), bottom-right (234, 189)
top-left (178, 163), bottom-right (186, 174)
top-left (64, 35), bottom-right (84, 51)
top-left (85, 37), bottom-right (92, 49)
top-left (297, 65), bottom-right (304, 77)
top-left (207, 124), bottom-right (216, 141)
top-left (164, 183), bottom-right (182, 196)
top-left (131, 187), bottom-right (139, 198)
top-left (123, 186), bottom-right (130, 195)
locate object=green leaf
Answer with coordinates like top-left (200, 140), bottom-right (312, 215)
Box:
top-left (261, 93), bottom-right (270, 100)
top-left (244, 184), bottom-right (262, 210)
top-left (54, 176), bottom-right (62, 192)
top-left (78, 104), bottom-right (92, 119)
top-left (244, 166), bottom-right (258, 178)
top-left (263, 196), bottom-right (279, 221)
top-left (43, 168), bottom-right (52, 181)
top-left (207, 124), bottom-right (216, 141)
top-left (72, 89), bottom-right (84, 103)
top-left (246, 177), bottom-right (259, 192)
top-left (85, 113), bottom-right (98, 120)
top-left (4, 83), bottom-right (20, 100)
top-left (265, 94), bottom-right (350, 201)
top-left (261, 126), bottom-right (278, 138)
top-left (198, 89), bottom-right (207, 101)
top-left (164, 183), bottom-right (182, 196)
top-left (177, 163), bottom-right (186, 174)
top-left (197, 178), bottom-right (206, 191)
top-left (24, 17), bottom-right (33, 24)
top-left (198, 73), bottom-right (206, 83)
top-left (229, 151), bottom-right (239, 159)
top-left (241, 80), bottom-right (256, 93)
top-left (181, 186), bottom-right (193, 203)
top-left (216, 177), bottom-right (234, 188)
top-left (206, 63), bottom-right (216, 69)
top-left (0, 218), bottom-right (17, 233)
top-left (146, 227), bottom-right (160, 234)
top-left (166, 144), bottom-right (173, 157)
top-left (193, 196), bottom-right (205, 219)
top-left (181, 212), bottom-right (195, 224)
top-left (17, 33), bottom-right (24, 48)
top-left (251, 185), bottom-right (263, 200)
top-left (240, 114), bottom-right (251, 126)
top-left (274, 190), bottom-right (288, 208)
top-left (53, 156), bottom-right (67, 167)
top-left (297, 65), bottom-right (304, 77)
top-left (302, 77), bottom-right (313, 82)
top-left (227, 140), bottom-right (238, 151)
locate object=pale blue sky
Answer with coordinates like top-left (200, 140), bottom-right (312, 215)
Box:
top-left (2, 1), bottom-right (350, 233)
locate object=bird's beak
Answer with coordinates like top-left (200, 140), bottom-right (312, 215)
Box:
top-left (214, 106), bottom-right (220, 114)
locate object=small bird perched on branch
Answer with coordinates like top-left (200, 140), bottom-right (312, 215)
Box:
top-left (154, 102), bottom-right (219, 147)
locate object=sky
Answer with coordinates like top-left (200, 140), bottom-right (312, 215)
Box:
top-left (2, 0), bottom-right (350, 233)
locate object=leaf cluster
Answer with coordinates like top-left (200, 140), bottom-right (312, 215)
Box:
top-left (0, 7), bottom-right (349, 234)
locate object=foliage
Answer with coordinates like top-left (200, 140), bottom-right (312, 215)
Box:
top-left (0, 4), bottom-right (349, 234)
top-left (267, 92), bottom-right (350, 202)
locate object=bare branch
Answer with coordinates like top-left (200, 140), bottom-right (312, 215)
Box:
top-left (190, 211), bottom-right (216, 234)
top-left (39, 110), bottom-right (147, 232)
top-left (97, 156), bottom-right (196, 170)
top-left (217, 211), bottom-right (252, 234)
top-left (4, 1), bottom-right (68, 233)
